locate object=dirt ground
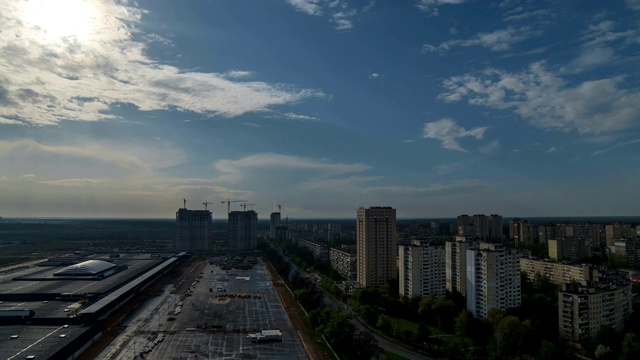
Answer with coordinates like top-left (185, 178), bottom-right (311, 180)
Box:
top-left (264, 260), bottom-right (332, 360)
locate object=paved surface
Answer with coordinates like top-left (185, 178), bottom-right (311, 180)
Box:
top-left (96, 259), bottom-right (307, 360)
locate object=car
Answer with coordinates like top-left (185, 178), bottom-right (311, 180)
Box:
top-left (26, 356), bottom-right (36, 360)
top-left (58, 334), bottom-right (67, 338)
top-left (10, 335), bottom-right (19, 339)
top-left (62, 325), bottom-right (69, 328)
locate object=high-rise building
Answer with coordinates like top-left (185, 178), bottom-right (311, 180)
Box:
top-left (175, 207), bottom-right (212, 252)
top-left (466, 243), bottom-right (521, 318)
top-left (548, 237), bottom-right (591, 262)
top-left (457, 214), bottom-right (503, 241)
top-left (356, 206), bottom-right (397, 287)
top-left (228, 210), bottom-right (257, 252)
top-left (269, 212), bottom-right (281, 239)
top-left (605, 223), bottom-right (633, 247)
top-left (509, 218), bottom-right (532, 246)
top-left (446, 236), bottom-right (473, 296)
top-left (399, 239), bottom-right (446, 299)
top-left (329, 246), bottom-right (357, 280)
top-left (559, 276), bottom-right (632, 342)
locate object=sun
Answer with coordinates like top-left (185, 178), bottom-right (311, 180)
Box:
top-left (20, 0), bottom-right (95, 42)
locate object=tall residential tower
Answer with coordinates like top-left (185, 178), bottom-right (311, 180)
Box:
top-left (175, 206), bottom-right (212, 252)
top-left (228, 210), bottom-right (258, 252)
top-left (356, 206), bottom-right (397, 287)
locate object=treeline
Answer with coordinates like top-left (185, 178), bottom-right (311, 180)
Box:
top-left (259, 239), bottom-right (379, 359)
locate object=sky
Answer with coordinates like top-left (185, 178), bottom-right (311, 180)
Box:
top-left (1, 0), bottom-right (639, 219)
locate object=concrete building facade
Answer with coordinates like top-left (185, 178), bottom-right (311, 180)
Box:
top-left (175, 208), bottom-right (212, 251)
top-left (520, 258), bottom-right (590, 285)
top-left (446, 236), bottom-right (473, 296)
top-left (269, 212), bottom-right (281, 239)
top-left (298, 237), bottom-right (329, 263)
top-left (228, 210), bottom-right (257, 252)
top-left (399, 239), bottom-right (446, 299)
top-left (329, 247), bottom-right (357, 280)
top-left (548, 237), bottom-right (591, 262)
top-left (559, 277), bottom-right (633, 342)
top-left (457, 214), bottom-right (503, 241)
top-left (466, 243), bottom-right (521, 318)
top-left (356, 206), bottom-right (397, 287)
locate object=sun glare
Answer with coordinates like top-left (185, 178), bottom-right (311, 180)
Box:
top-left (20, 0), bottom-right (95, 42)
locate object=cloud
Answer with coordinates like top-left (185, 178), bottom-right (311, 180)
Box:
top-left (0, 0), bottom-right (324, 126)
top-left (286, 0), bottom-right (357, 31)
top-left (435, 162), bottom-right (465, 175)
top-left (628, 0), bottom-right (640, 11)
top-left (591, 138), bottom-right (640, 156)
top-left (283, 112), bottom-right (319, 121)
top-left (38, 178), bottom-right (105, 187)
top-left (416, 0), bottom-right (466, 16)
top-left (503, 9), bottom-right (550, 22)
top-left (223, 70), bottom-right (255, 79)
top-left (364, 180), bottom-right (491, 196)
top-left (369, 73), bottom-right (383, 79)
top-left (422, 118), bottom-right (488, 152)
top-left (440, 62), bottom-right (640, 134)
top-left (546, 146), bottom-right (556, 153)
top-left (480, 139), bottom-right (501, 154)
top-left (423, 26), bottom-right (542, 53)
top-left (286, 0), bottom-right (324, 16)
top-left (19, 174), bottom-right (36, 181)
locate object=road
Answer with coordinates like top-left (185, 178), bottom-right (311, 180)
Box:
top-left (320, 288), bottom-right (436, 360)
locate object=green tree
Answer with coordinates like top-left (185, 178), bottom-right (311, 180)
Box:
top-left (376, 314), bottom-right (392, 333)
top-left (494, 316), bottom-right (526, 359)
top-left (432, 298), bottom-right (457, 332)
top-left (538, 340), bottom-right (557, 360)
top-left (455, 310), bottom-right (471, 336)
top-left (620, 333), bottom-right (640, 360)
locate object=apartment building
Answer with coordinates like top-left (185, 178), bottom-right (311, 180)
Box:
top-left (356, 206), bottom-right (397, 287)
top-left (559, 276), bottom-right (633, 342)
top-left (175, 207), bottom-right (212, 252)
top-left (548, 237), bottom-right (591, 262)
top-left (466, 243), bottom-right (521, 318)
top-left (298, 237), bottom-right (329, 263)
top-left (329, 246), bottom-right (356, 280)
top-left (399, 239), bottom-right (446, 299)
top-left (520, 258), bottom-right (590, 285)
top-left (446, 236), bottom-right (473, 296)
top-left (228, 210), bottom-right (257, 252)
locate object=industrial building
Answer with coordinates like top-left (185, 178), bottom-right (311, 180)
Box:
top-left (0, 252), bottom-right (183, 360)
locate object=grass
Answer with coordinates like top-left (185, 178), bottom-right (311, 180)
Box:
top-left (388, 316), bottom-right (419, 334)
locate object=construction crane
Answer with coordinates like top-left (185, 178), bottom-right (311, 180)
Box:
top-left (203, 201), bottom-right (213, 210)
top-left (221, 198), bottom-right (247, 214)
top-left (241, 203), bottom-right (256, 211)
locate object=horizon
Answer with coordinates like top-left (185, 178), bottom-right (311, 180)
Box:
top-left (1, 1), bottom-right (639, 218)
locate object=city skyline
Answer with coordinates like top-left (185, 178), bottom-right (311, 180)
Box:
top-left (1, 0), bottom-right (640, 219)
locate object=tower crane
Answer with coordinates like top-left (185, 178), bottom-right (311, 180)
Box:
top-left (203, 201), bottom-right (213, 210)
top-left (241, 203), bottom-right (256, 211)
top-left (221, 198), bottom-right (247, 214)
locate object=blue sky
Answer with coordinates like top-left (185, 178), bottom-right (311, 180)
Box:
top-left (1, 0), bottom-right (639, 219)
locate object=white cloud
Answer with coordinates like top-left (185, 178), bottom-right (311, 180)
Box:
top-left (423, 26), bottom-right (542, 53)
top-left (19, 174), bottom-right (36, 181)
top-left (591, 138), bottom-right (640, 156)
top-left (628, 0), bottom-right (640, 11)
top-left (286, 0), bottom-right (324, 16)
top-left (422, 118), bottom-right (488, 152)
top-left (480, 139), bottom-right (501, 154)
top-left (416, 0), bottom-right (466, 16)
top-left (435, 162), bottom-right (465, 175)
top-left (38, 178), bottom-right (105, 187)
top-left (546, 146), bottom-right (556, 153)
top-left (440, 62), bottom-right (640, 134)
top-left (364, 180), bottom-right (491, 196)
top-left (369, 73), bottom-right (383, 79)
top-left (0, 0), bottom-right (324, 126)
top-left (223, 70), bottom-right (255, 79)
top-left (286, 0), bottom-right (357, 31)
top-left (283, 112), bottom-right (319, 121)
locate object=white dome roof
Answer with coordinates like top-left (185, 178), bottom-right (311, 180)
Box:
top-left (54, 259), bottom-right (116, 276)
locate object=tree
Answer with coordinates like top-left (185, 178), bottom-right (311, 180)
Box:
top-left (415, 322), bottom-right (431, 343)
top-left (538, 340), bottom-right (557, 360)
top-left (376, 314), bottom-right (392, 333)
top-left (620, 333), bottom-right (640, 360)
top-left (418, 295), bottom-right (437, 324)
top-left (350, 331), bottom-right (378, 360)
top-left (432, 298), bottom-right (456, 332)
top-left (455, 310), bottom-right (471, 336)
top-left (494, 316), bottom-right (526, 359)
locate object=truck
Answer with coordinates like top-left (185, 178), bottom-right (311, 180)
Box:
top-left (248, 329), bottom-right (282, 343)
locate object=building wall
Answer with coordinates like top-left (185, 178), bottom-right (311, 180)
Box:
top-left (228, 210), bottom-right (257, 252)
top-left (356, 206), bottom-right (397, 287)
top-left (175, 208), bottom-right (212, 251)
top-left (466, 243), bottom-right (521, 318)
top-left (399, 239), bottom-right (446, 299)
top-left (559, 280), bottom-right (633, 341)
top-left (269, 212), bottom-right (281, 239)
top-left (446, 236), bottom-right (471, 296)
top-left (329, 247), bottom-right (356, 280)
top-left (298, 238), bottom-right (329, 263)
top-left (520, 258), bottom-right (590, 285)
